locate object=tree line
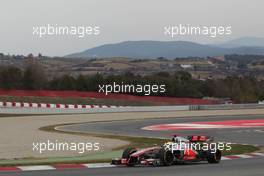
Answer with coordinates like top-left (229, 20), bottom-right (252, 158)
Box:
top-left (0, 65), bottom-right (264, 103)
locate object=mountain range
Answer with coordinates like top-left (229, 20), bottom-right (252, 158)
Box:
top-left (67, 37), bottom-right (264, 59)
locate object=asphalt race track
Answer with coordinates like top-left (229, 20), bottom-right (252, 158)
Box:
top-left (1, 158), bottom-right (264, 176)
top-left (58, 114), bottom-right (264, 145)
top-left (1, 114), bottom-right (264, 176)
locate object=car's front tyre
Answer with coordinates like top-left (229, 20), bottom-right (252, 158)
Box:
top-left (207, 149), bottom-right (221, 163)
top-left (159, 148), bottom-right (174, 166)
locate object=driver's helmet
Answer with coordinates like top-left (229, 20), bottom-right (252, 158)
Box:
top-left (172, 135), bottom-right (178, 142)
top-left (172, 135), bottom-right (189, 143)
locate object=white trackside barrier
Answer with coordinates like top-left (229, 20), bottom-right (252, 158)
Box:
top-left (1, 101), bottom-right (264, 114)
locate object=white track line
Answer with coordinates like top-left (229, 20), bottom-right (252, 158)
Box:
top-left (251, 152), bottom-right (264, 157)
top-left (221, 156), bottom-right (232, 160)
top-left (83, 163), bottom-right (117, 168)
top-left (234, 154), bottom-right (253, 159)
top-left (18, 165), bottom-right (56, 171)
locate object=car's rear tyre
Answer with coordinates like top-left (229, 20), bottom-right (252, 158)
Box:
top-left (159, 148), bottom-right (174, 166)
top-left (122, 147), bottom-right (137, 166)
top-left (207, 149), bottom-right (221, 163)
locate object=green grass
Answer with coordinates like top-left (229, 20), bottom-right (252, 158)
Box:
top-left (222, 144), bottom-right (259, 155)
top-left (0, 150), bottom-right (123, 166)
top-left (0, 124), bottom-right (259, 166)
top-left (0, 140), bottom-right (258, 166)
top-left (41, 124), bottom-right (260, 154)
top-left (40, 125), bottom-right (168, 150)
top-left (0, 125), bottom-right (250, 166)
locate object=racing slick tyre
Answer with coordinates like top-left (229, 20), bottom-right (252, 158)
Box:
top-left (122, 147), bottom-right (137, 166)
top-left (159, 148), bottom-right (174, 166)
top-left (207, 149), bottom-right (222, 164)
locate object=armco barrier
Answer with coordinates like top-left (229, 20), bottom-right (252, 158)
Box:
top-left (1, 101), bottom-right (264, 114)
top-left (0, 102), bottom-right (118, 109)
top-left (0, 101), bottom-right (190, 114)
top-left (191, 104), bottom-right (264, 110)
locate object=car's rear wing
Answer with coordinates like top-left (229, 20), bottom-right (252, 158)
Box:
top-left (187, 135), bottom-right (214, 142)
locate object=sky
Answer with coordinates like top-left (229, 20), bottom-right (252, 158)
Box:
top-left (1, 0), bottom-right (264, 56)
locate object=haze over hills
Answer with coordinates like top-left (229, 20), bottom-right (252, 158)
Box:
top-left (67, 37), bottom-right (264, 59)
top-left (217, 37), bottom-right (264, 48)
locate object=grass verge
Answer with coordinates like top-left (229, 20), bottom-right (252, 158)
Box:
top-left (0, 124), bottom-right (259, 166)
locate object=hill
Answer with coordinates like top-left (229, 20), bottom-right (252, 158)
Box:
top-left (67, 40), bottom-right (264, 59)
top-left (218, 37), bottom-right (264, 48)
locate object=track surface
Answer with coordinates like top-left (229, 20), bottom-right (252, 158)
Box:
top-left (59, 114), bottom-right (264, 145)
top-left (3, 114), bottom-right (264, 176)
top-left (1, 158), bottom-right (264, 176)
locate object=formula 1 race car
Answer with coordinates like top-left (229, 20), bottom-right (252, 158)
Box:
top-left (111, 135), bottom-right (222, 167)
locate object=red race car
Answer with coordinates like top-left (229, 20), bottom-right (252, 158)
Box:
top-left (111, 135), bottom-right (222, 167)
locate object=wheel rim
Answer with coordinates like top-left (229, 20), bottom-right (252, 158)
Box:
top-left (166, 151), bottom-right (174, 164)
